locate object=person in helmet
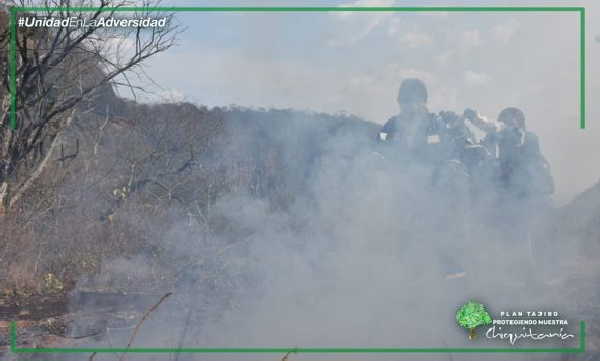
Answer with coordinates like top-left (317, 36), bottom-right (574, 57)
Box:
top-left (463, 107), bottom-right (554, 198)
top-left (379, 78), bottom-right (440, 163)
top-left (380, 79), bottom-right (478, 166)
top-left (380, 79), bottom-right (471, 280)
top-left (464, 107), bottom-right (554, 286)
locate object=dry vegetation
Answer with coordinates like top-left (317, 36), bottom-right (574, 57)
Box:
top-left (0, 3), bottom-right (598, 359)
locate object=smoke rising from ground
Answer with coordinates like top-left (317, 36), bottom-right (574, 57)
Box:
top-left (52, 108), bottom-right (584, 361)
top-left (7, 3), bottom-right (598, 360)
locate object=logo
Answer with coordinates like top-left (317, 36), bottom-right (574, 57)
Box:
top-left (455, 300), bottom-right (576, 345)
top-left (456, 300), bottom-right (493, 340)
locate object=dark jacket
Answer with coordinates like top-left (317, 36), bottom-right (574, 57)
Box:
top-left (485, 129), bottom-right (554, 197)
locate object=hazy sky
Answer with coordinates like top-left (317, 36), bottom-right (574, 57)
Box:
top-left (127, 0), bottom-right (600, 204)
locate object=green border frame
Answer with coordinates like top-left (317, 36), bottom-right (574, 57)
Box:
top-left (8, 320), bottom-right (586, 354)
top-left (5, 6), bottom-right (588, 355)
top-left (7, 6), bottom-right (586, 130)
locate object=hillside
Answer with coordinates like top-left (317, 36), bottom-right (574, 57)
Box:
top-left (1, 86), bottom-right (379, 296)
top-left (1, 6), bottom-right (598, 357)
top-left (557, 180), bottom-right (600, 256)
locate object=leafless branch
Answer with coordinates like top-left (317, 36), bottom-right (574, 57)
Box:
top-left (0, 0), bottom-right (180, 213)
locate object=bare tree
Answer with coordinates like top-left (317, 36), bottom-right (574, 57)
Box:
top-left (0, 0), bottom-right (180, 214)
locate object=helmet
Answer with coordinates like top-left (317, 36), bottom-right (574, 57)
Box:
top-left (397, 78), bottom-right (428, 105)
top-left (498, 107), bottom-right (525, 129)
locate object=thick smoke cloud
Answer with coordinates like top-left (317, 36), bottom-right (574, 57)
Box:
top-left (9, 2), bottom-right (598, 360)
top-left (53, 108), bottom-right (581, 361)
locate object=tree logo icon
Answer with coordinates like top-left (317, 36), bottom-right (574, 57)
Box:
top-left (456, 300), bottom-right (493, 340)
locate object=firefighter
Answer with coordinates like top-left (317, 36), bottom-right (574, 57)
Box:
top-left (379, 78), bottom-right (442, 164)
top-left (463, 107), bottom-right (554, 200)
top-left (379, 79), bottom-right (471, 280)
top-left (464, 107), bottom-right (554, 285)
